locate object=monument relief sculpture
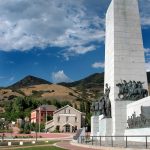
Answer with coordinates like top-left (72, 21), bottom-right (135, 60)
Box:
top-left (116, 80), bottom-right (148, 100)
top-left (91, 83), bottom-right (111, 118)
top-left (127, 106), bottom-right (150, 128)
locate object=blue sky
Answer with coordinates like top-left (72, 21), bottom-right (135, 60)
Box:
top-left (0, 0), bottom-right (150, 87)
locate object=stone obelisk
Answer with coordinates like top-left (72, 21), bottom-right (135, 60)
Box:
top-left (105, 0), bottom-right (148, 136)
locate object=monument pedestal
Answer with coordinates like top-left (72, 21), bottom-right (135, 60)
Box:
top-left (111, 101), bottom-right (132, 140)
top-left (91, 116), bottom-right (99, 138)
top-left (98, 117), bottom-right (112, 141)
top-left (91, 115), bottom-right (112, 141)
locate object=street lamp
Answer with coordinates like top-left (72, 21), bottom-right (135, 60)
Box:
top-left (45, 106), bottom-right (47, 133)
top-left (38, 107), bottom-right (41, 133)
top-left (2, 122), bottom-right (5, 142)
top-left (35, 123), bottom-right (38, 142)
top-left (85, 123), bottom-right (88, 138)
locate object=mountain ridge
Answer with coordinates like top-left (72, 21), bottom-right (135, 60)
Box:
top-left (59, 72), bottom-right (150, 88)
top-left (8, 75), bottom-right (51, 89)
top-left (7, 72), bottom-right (150, 90)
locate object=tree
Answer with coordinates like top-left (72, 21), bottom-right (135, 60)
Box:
top-left (85, 101), bottom-right (91, 114)
top-left (47, 115), bottom-right (53, 121)
top-left (85, 113), bottom-right (92, 132)
top-left (80, 101), bottom-right (85, 112)
top-left (24, 122), bottom-right (30, 134)
top-left (74, 103), bottom-right (78, 109)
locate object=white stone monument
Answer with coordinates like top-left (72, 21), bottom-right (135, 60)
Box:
top-left (91, 0), bottom-right (150, 141)
top-left (105, 0), bottom-right (148, 137)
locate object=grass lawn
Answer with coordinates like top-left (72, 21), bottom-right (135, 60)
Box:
top-left (0, 140), bottom-right (59, 147)
top-left (15, 146), bottom-right (66, 150)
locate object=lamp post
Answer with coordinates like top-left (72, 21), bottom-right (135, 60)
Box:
top-left (2, 122), bottom-right (5, 142)
top-left (38, 107), bottom-right (41, 133)
top-left (45, 106), bottom-right (47, 133)
top-left (85, 123), bottom-right (88, 139)
top-left (35, 123), bottom-right (37, 142)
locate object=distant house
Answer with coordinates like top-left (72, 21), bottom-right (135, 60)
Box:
top-left (31, 105), bottom-right (57, 123)
top-left (45, 105), bottom-right (85, 133)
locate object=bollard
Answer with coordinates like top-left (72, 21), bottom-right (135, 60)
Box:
top-left (125, 136), bottom-right (127, 148)
top-left (111, 136), bottom-right (113, 147)
top-left (100, 136), bottom-right (101, 146)
top-left (146, 136), bottom-right (148, 149)
top-left (8, 142), bottom-right (11, 146)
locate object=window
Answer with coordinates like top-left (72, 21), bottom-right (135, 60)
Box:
top-left (75, 126), bottom-right (77, 131)
top-left (56, 125), bottom-right (60, 131)
top-left (64, 109), bottom-right (66, 114)
top-left (68, 109), bottom-right (70, 114)
top-left (65, 125), bottom-right (70, 132)
top-left (57, 116), bottom-right (60, 122)
top-left (75, 117), bottom-right (77, 122)
top-left (66, 116), bottom-right (69, 122)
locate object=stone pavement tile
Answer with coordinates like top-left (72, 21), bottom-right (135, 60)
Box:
top-left (56, 141), bottom-right (98, 150)
top-left (55, 141), bottom-right (149, 150)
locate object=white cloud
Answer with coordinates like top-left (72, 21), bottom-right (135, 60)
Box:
top-left (145, 48), bottom-right (150, 56)
top-left (139, 0), bottom-right (150, 27)
top-left (144, 48), bottom-right (150, 63)
top-left (52, 70), bottom-right (72, 83)
top-left (63, 45), bottom-right (98, 60)
top-left (141, 17), bottom-right (150, 27)
top-left (0, 0), bottom-right (105, 59)
top-left (145, 48), bottom-right (150, 53)
top-left (0, 0), bottom-right (149, 59)
top-left (92, 62), bottom-right (104, 69)
top-left (145, 62), bottom-right (150, 72)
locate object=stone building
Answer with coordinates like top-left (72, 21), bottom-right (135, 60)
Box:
top-left (45, 105), bottom-right (85, 133)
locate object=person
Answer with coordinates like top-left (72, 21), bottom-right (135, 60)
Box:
top-left (132, 81), bottom-right (137, 89)
top-left (127, 116), bottom-right (131, 128)
top-left (123, 80), bottom-right (128, 91)
top-left (105, 83), bottom-right (110, 98)
top-left (137, 81), bottom-right (144, 89)
top-left (2, 133), bottom-right (5, 141)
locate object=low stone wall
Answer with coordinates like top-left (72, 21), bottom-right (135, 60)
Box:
top-left (124, 128), bottom-right (150, 142)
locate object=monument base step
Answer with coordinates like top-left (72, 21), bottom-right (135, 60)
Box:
top-left (124, 128), bottom-right (150, 142)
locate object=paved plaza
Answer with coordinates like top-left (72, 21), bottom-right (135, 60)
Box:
top-left (56, 141), bottom-right (149, 150)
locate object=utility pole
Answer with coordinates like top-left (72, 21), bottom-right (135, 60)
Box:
top-left (36, 124), bottom-right (37, 142)
top-left (39, 107), bottom-right (41, 133)
top-left (45, 106), bottom-right (47, 133)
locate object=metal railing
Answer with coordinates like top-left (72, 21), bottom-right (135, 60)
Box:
top-left (78, 135), bottom-right (150, 149)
